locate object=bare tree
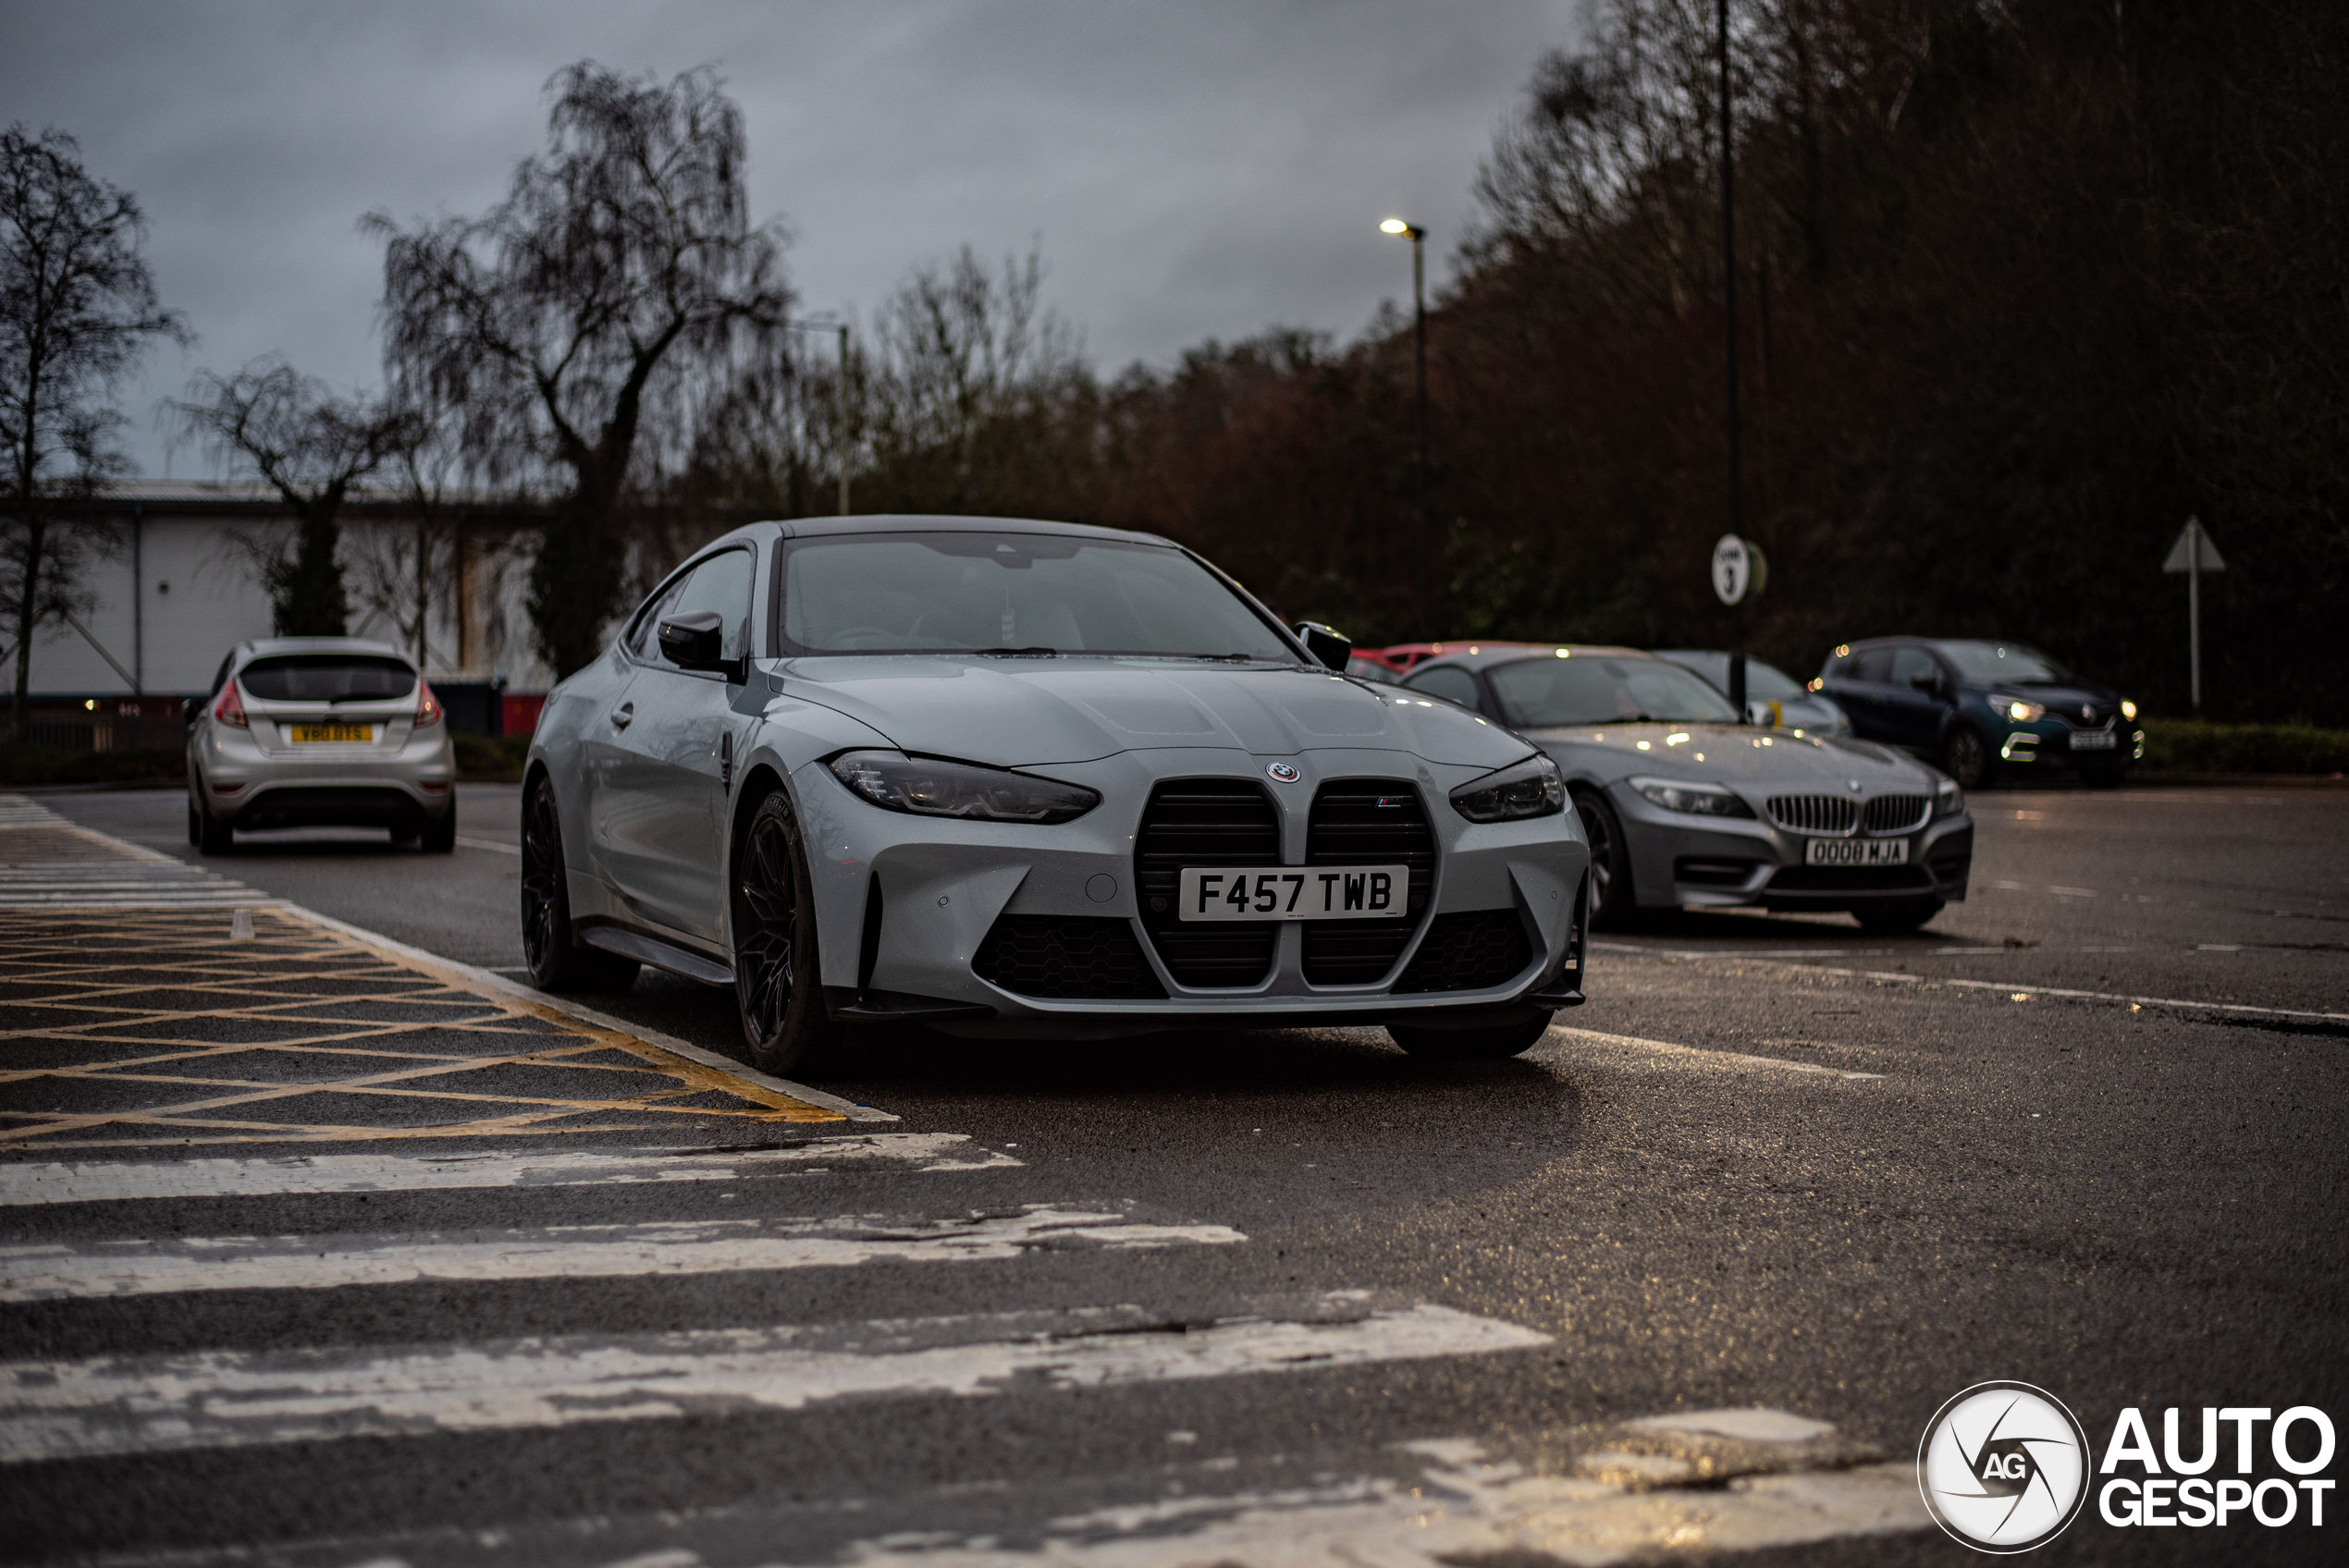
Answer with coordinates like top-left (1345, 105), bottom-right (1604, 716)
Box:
top-left (370, 62), bottom-right (793, 677)
top-left (175, 358), bottom-right (414, 636)
top-left (0, 124), bottom-right (186, 738)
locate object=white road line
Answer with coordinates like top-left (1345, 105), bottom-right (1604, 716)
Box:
top-left (818, 1436), bottom-right (1925, 1568)
top-left (0, 796), bottom-right (264, 907)
top-left (454, 835), bottom-right (521, 855)
top-left (0, 1206), bottom-right (1246, 1302)
top-left (1550, 1025), bottom-right (1884, 1081)
top-left (0, 1136), bottom-right (1021, 1207)
top-left (0, 1298), bottom-right (1546, 1463)
top-left (1592, 942), bottom-right (2349, 1024)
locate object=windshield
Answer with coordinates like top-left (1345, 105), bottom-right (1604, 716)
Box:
top-left (238, 655), bottom-right (415, 703)
top-left (1488, 655), bottom-right (1740, 727)
top-left (1933, 641), bottom-right (2070, 684)
top-left (778, 533), bottom-right (1298, 660)
top-left (1655, 651), bottom-right (1804, 701)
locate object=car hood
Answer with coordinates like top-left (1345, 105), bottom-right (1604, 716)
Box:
top-left (1524, 722), bottom-right (1940, 790)
top-left (1983, 682), bottom-right (2121, 721)
top-left (769, 656), bottom-right (1533, 769)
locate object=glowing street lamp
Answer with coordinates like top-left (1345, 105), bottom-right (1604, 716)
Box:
top-left (1382, 218), bottom-right (1431, 635)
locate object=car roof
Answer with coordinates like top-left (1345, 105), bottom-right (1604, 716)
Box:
top-left (236, 637), bottom-right (412, 664)
top-left (768, 514), bottom-right (1177, 548)
top-left (1405, 643), bottom-right (1651, 672)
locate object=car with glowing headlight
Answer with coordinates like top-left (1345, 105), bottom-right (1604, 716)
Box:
top-left (1815, 637), bottom-right (2141, 789)
top-left (519, 516), bottom-right (1592, 1072)
top-left (1396, 644), bottom-right (1971, 933)
top-left (186, 637), bottom-right (456, 853)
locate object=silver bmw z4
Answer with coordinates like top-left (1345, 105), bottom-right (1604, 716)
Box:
top-left (1394, 644), bottom-right (1973, 934)
top-left (521, 516), bottom-right (1592, 1074)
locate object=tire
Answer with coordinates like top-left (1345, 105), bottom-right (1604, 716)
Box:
top-left (732, 787), bottom-right (842, 1078)
top-left (191, 784), bottom-right (234, 855)
top-left (1387, 1011), bottom-right (1555, 1060)
top-left (519, 776), bottom-right (639, 992)
top-left (420, 795), bottom-right (457, 852)
top-left (1572, 787), bottom-right (1639, 930)
top-left (1942, 726), bottom-right (1994, 790)
top-left (1853, 896), bottom-right (1943, 934)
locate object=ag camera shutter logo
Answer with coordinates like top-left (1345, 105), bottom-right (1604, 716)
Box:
top-left (1919, 1381), bottom-right (2091, 1552)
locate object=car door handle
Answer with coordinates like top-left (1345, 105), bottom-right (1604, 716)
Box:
top-left (611, 703), bottom-right (634, 729)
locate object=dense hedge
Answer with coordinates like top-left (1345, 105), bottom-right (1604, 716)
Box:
top-left (2138, 720), bottom-right (2349, 778)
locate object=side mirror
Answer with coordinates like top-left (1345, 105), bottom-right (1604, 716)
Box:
top-left (1909, 672), bottom-right (1941, 693)
top-left (659, 610), bottom-right (736, 678)
top-left (1292, 620), bottom-right (1352, 671)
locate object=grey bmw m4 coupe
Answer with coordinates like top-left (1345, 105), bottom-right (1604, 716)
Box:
top-left (1396, 645), bottom-right (1973, 933)
top-left (522, 517), bottom-right (1592, 1073)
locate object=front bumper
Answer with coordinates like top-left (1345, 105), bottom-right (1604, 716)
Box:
top-left (1613, 782), bottom-right (1973, 911)
top-left (787, 746), bottom-right (1591, 1039)
top-left (1996, 720), bottom-right (2144, 771)
top-left (191, 721), bottom-right (456, 831)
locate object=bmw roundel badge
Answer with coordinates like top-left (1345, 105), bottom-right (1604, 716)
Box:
top-left (1265, 761), bottom-right (1302, 783)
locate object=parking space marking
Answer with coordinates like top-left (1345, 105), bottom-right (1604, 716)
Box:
top-left (0, 1136), bottom-right (1018, 1206)
top-left (0, 1206), bottom-right (1249, 1302)
top-left (1549, 1024), bottom-right (1884, 1081)
top-left (1592, 942), bottom-right (2349, 1024)
top-left (0, 1296), bottom-right (1541, 1463)
top-left (0, 796), bottom-right (262, 909)
top-left (454, 835), bottom-right (521, 855)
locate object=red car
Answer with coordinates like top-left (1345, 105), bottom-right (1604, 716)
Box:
top-left (1346, 642), bottom-right (1546, 683)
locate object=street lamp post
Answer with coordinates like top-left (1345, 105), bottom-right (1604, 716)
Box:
top-left (1382, 218), bottom-right (1432, 637)
top-left (1716, 0), bottom-right (1747, 718)
top-left (785, 318), bottom-right (853, 516)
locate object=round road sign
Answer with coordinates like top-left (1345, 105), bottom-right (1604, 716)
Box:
top-left (1712, 534), bottom-right (1751, 606)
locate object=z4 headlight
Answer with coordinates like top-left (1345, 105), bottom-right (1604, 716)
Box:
top-left (2121, 699), bottom-right (2138, 721)
top-left (1934, 778), bottom-right (1964, 817)
top-left (1629, 776), bottom-right (1754, 818)
top-left (2005, 699), bottom-right (2046, 722)
top-left (1449, 753), bottom-right (1565, 822)
top-left (829, 751), bottom-right (1100, 824)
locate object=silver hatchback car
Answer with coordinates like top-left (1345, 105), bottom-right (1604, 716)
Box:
top-left (186, 637), bottom-right (457, 853)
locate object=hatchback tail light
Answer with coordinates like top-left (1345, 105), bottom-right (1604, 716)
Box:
top-left (415, 680), bottom-right (443, 728)
top-left (213, 683), bottom-right (248, 728)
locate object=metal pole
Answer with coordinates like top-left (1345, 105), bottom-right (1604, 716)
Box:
top-left (2188, 519), bottom-right (2202, 716)
top-left (130, 501), bottom-right (143, 695)
top-left (1411, 228), bottom-right (1430, 638)
top-left (837, 324), bottom-right (852, 517)
top-left (1718, 0), bottom-right (1748, 720)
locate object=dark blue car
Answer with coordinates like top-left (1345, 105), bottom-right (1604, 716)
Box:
top-left (1816, 638), bottom-right (2142, 789)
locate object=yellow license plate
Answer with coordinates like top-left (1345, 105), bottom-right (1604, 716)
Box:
top-left (290, 724), bottom-right (373, 743)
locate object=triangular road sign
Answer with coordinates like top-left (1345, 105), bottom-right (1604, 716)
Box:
top-left (2162, 519), bottom-right (2225, 574)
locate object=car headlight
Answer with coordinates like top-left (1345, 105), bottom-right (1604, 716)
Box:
top-left (829, 751), bottom-right (1100, 823)
top-left (1934, 778), bottom-right (1964, 818)
top-left (1628, 776), bottom-right (1755, 818)
top-left (2121, 698), bottom-right (2137, 721)
top-left (1449, 753), bottom-right (1565, 822)
top-left (2005, 699), bottom-right (2046, 722)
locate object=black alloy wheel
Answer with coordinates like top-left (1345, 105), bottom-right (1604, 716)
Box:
top-left (1387, 1011), bottom-right (1555, 1060)
top-left (1943, 726), bottom-right (1994, 790)
top-left (520, 777), bottom-right (638, 992)
top-left (190, 783), bottom-right (233, 855)
top-left (1853, 896), bottom-right (1944, 934)
top-left (732, 789), bottom-right (840, 1076)
top-left (1572, 788), bottom-right (1639, 930)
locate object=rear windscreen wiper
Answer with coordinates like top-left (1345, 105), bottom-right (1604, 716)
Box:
top-left (969, 646), bottom-right (1059, 656)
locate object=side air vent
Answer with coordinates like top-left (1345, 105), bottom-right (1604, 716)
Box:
top-left (1135, 779), bottom-right (1281, 988)
top-left (1862, 794), bottom-right (1932, 834)
top-left (973, 914), bottom-right (1166, 999)
top-left (1302, 780), bottom-right (1435, 986)
top-left (1394, 910), bottom-right (1534, 994)
top-left (1766, 794), bottom-right (1860, 835)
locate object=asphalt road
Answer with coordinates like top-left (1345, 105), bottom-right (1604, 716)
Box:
top-left (5, 781), bottom-right (2344, 1566)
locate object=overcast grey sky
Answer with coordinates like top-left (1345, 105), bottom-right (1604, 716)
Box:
top-left (2, 0), bottom-right (1582, 476)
